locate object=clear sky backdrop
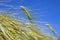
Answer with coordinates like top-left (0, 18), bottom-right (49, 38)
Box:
top-left (0, 0), bottom-right (60, 37)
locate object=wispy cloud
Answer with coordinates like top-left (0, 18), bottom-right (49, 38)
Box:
top-left (0, 3), bottom-right (13, 8)
top-left (0, 0), bottom-right (11, 2)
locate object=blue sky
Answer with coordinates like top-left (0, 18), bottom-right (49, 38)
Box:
top-left (0, 0), bottom-right (60, 37)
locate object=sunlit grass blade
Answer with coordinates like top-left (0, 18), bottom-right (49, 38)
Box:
top-left (20, 6), bottom-right (33, 23)
top-left (45, 24), bottom-right (56, 34)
